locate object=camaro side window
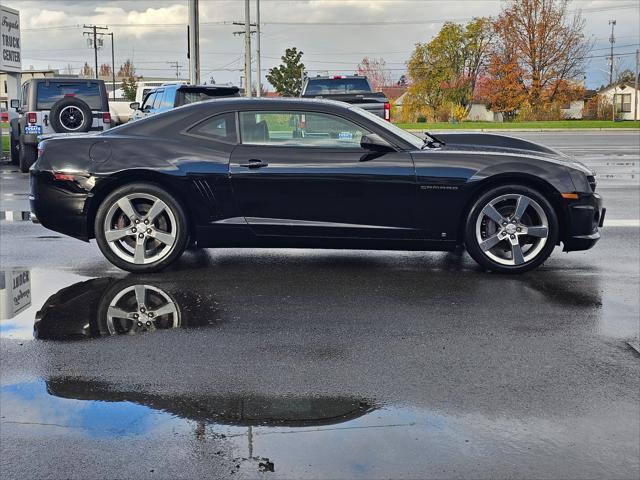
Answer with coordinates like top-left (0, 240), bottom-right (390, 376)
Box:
top-left (239, 111), bottom-right (369, 148)
top-left (188, 112), bottom-right (237, 143)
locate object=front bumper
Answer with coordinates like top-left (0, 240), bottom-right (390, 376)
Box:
top-left (30, 171), bottom-right (91, 241)
top-left (562, 192), bottom-right (604, 252)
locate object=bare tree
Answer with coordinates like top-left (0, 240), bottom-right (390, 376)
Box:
top-left (99, 63), bottom-right (112, 77)
top-left (81, 62), bottom-right (94, 78)
top-left (356, 57), bottom-right (392, 91)
top-left (117, 59), bottom-right (136, 78)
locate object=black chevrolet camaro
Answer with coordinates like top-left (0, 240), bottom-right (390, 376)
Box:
top-left (30, 98), bottom-right (604, 273)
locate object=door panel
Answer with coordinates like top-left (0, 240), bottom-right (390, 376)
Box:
top-left (229, 145), bottom-right (418, 238)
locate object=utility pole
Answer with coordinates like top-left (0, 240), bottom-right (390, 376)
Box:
top-left (608, 19), bottom-right (616, 86)
top-left (107, 32), bottom-right (115, 101)
top-left (255, 0), bottom-right (261, 97)
top-left (188, 0), bottom-right (200, 84)
top-left (168, 61), bottom-right (183, 79)
top-left (635, 49), bottom-right (639, 122)
top-left (244, 0), bottom-right (252, 97)
top-left (83, 25), bottom-right (108, 79)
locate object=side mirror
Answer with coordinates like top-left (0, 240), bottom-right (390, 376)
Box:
top-left (129, 102), bottom-right (140, 110)
top-left (10, 99), bottom-right (20, 110)
top-left (360, 133), bottom-right (394, 152)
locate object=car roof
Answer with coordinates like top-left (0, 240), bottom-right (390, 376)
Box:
top-left (28, 77), bottom-right (104, 83)
top-left (190, 96), bottom-right (353, 110)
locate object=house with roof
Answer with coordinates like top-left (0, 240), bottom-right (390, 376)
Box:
top-left (598, 82), bottom-right (639, 121)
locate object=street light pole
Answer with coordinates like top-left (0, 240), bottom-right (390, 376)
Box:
top-left (244, 0), bottom-right (252, 97)
top-left (255, 0), bottom-right (261, 97)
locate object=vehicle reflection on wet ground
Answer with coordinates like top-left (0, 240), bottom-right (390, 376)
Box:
top-left (1, 248), bottom-right (638, 342)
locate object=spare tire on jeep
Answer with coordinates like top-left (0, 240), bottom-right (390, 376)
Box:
top-left (49, 97), bottom-right (93, 133)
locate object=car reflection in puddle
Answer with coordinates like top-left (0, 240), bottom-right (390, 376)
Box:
top-left (34, 278), bottom-right (215, 340)
top-left (2, 378), bottom-right (375, 476)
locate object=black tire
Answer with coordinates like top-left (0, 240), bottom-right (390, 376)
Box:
top-left (49, 97), bottom-right (93, 133)
top-left (464, 185), bottom-right (559, 274)
top-left (10, 135), bottom-right (19, 165)
top-left (95, 183), bottom-right (189, 273)
top-left (19, 141), bottom-right (37, 173)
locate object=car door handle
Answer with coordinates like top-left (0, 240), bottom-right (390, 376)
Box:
top-left (239, 159), bottom-right (269, 169)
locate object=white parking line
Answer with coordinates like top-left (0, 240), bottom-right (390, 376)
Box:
top-left (606, 219), bottom-right (640, 227)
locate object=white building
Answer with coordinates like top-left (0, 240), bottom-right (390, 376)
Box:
top-left (598, 83), bottom-right (640, 121)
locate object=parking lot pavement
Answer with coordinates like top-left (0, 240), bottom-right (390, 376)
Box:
top-left (1, 132), bottom-right (639, 479)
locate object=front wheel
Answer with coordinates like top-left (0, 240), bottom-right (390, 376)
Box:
top-left (95, 183), bottom-right (189, 273)
top-left (464, 185), bottom-right (559, 273)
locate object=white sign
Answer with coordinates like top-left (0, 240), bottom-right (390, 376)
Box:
top-left (0, 270), bottom-right (31, 320)
top-left (0, 5), bottom-right (20, 73)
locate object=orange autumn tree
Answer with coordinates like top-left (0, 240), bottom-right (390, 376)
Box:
top-left (486, 0), bottom-right (590, 120)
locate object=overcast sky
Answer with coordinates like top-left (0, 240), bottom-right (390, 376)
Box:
top-left (9, 0), bottom-right (640, 89)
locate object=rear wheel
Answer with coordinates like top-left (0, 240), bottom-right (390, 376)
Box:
top-left (95, 183), bottom-right (189, 273)
top-left (464, 185), bottom-right (559, 273)
top-left (10, 135), bottom-right (19, 165)
top-left (19, 141), bottom-right (37, 173)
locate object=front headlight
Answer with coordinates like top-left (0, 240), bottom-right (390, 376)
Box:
top-left (567, 167), bottom-right (593, 193)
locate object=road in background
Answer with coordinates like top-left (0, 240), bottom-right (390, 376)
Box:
top-left (1, 131), bottom-right (638, 479)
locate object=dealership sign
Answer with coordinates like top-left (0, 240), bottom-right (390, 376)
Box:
top-left (0, 5), bottom-right (20, 73)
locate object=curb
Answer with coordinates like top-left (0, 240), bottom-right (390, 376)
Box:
top-left (406, 128), bottom-right (640, 133)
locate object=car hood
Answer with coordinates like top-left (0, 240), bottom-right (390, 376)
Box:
top-left (422, 132), bottom-right (593, 175)
top-left (434, 133), bottom-right (567, 159)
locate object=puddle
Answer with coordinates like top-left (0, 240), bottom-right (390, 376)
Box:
top-left (1, 378), bottom-right (638, 478)
top-left (1, 262), bottom-right (638, 341)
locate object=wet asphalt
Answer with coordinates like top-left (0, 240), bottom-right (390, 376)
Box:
top-left (0, 132), bottom-right (639, 479)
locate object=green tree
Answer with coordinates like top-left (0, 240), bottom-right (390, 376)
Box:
top-left (266, 47), bottom-right (305, 96)
top-left (122, 76), bottom-right (138, 102)
top-left (403, 18), bottom-right (494, 121)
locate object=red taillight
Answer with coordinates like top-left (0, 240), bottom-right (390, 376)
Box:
top-left (27, 112), bottom-right (37, 124)
top-left (384, 102), bottom-right (391, 121)
top-left (102, 112), bottom-right (111, 123)
top-left (333, 75), bottom-right (345, 79)
top-left (53, 172), bottom-right (76, 181)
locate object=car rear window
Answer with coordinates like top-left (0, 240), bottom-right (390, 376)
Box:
top-left (175, 88), bottom-right (238, 107)
top-left (304, 78), bottom-right (371, 95)
top-left (36, 81), bottom-right (103, 110)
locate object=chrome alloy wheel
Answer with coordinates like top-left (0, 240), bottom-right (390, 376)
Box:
top-left (103, 193), bottom-right (178, 265)
top-left (475, 194), bottom-right (549, 266)
top-left (106, 284), bottom-right (180, 335)
top-left (59, 105), bottom-right (85, 131)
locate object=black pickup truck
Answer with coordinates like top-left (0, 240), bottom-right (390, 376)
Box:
top-left (301, 75), bottom-right (390, 120)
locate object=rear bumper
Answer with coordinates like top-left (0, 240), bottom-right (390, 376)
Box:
top-left (30, 171), bottom-right (90, 241)
top-left (562, 192), bottom-right (604, 252)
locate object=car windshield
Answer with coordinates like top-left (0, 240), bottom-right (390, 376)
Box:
top-left (36, 81), bottom-right (103, 110)
top-left (305, 78), bottom-right (371, 95)
top-left (350, 106), bottom-right (424, 149)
